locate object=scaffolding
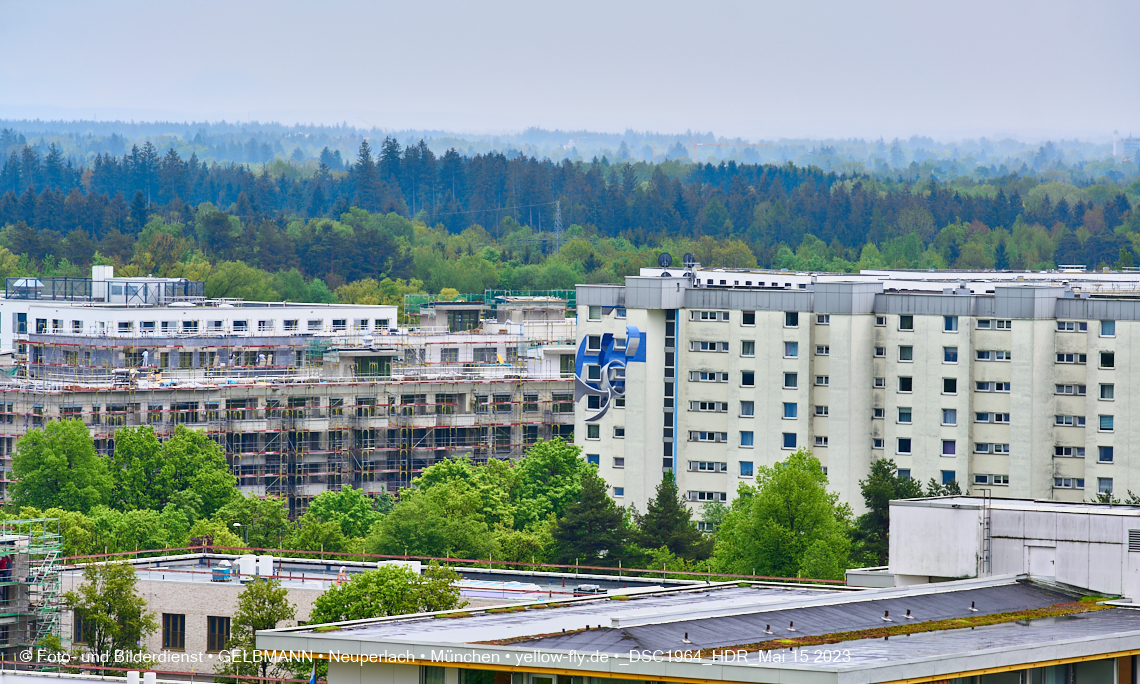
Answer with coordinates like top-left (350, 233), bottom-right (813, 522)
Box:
top-left (1, 313), bottom-right (577, 514)
top-left (0, 518), bottom-right (62, 654)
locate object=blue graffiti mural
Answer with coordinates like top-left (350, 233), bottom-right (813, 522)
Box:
top-left (574, 326), bottom-right (646, 422)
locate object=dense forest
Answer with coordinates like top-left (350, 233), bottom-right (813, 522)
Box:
top-left (0, 132), bottom-right (1138, 309)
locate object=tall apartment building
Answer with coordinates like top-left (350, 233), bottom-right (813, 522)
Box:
top-left (575, 265), bottom-right (1140, 517)
top-left (0, 268), bottom-right (575, 511)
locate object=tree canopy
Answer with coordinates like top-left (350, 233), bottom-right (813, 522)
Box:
top-left (11, 419), bottom-right (111, 512)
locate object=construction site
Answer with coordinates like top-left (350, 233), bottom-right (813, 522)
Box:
top-left (0, 518), bottom-right (63, 658)
top-left (0, 268), bottom-right (577, 513)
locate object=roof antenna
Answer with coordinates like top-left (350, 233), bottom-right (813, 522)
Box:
top-left (969, 601), bottom-right (979, 613)
top-left (764, 624), bottom-right (772, 634)
top-left (881, 610), bottom-right (892, 622)
top-left (904, 609), bottom-right (915, 619)
top-left (787, 621), bottom-right (796, 632)
top-left (681, 632), bottom-right (692, 644)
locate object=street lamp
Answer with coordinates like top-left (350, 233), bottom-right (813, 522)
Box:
top-left (233, 522), bottom-right (249, 546)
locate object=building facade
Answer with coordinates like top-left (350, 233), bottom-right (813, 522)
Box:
top-left (0, 269), bottom-right (575, 511)
top-left (576, 267), bottom-right (1140, 518)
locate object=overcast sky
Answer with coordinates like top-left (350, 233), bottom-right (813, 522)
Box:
top-left (2, 0), bottom-right (1137, 141)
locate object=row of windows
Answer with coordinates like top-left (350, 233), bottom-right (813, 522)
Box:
top-left (86, 318), bottom-right (390, 335)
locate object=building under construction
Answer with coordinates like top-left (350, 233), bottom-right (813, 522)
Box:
top-left (0, 518), bottom-right (62, 657)
top-left (0, 267), bottom-right (576, 512)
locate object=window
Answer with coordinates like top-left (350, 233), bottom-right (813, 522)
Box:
top-left (740, 461), bottom-right (754, 477)
top-left (586, 364), bottom-right (601, 381)
top-left (690, 371), bottom-right (729, 382)
top-left (689, 461), bottom-right (728, 473)
top-left (942, 409), bottom-right (957, 425)
top-left (875, 315), bottom-right (886, 326)
top-left (1057, 321), bottom-right (1088, 332)
top-left (783, 372), bottom-right (798, 389)
top-left (782, 433), bottom-right (797, 449)
top-left (740, 401), bottom-right (754, 416)
top-left (995, 382), bottom-right (1010, 392)
top-left (163, 613), bottom-right (186, 650)
top-left (740, 431), bottom-right (754, 447)
top-left (1099, 446), bottom-right (1114, 463)
top-left (1056, 353), bottom-right (1087, 364)
top-left (814, 374), bottom-right (830, 386)
top-left (816, 314), bottom-right (830, 324)
top-left (690, 341), bottom-right (729, 352)
top-left (815, 345), bottom-right (830, 355)
top-left (976, 350), bottom-right (991, 361)
top-left (898, 469), bottom-right (912, 480)
top-left (1054, 415), bottom-right (1086, 427)
top-left (1098, 477), bottom-right (1113, 494)
top-left (975, 443), bottom-right (991, 453)
top-left (613, 487), bottom-right (624, 497)
top-left (785, 312), bottom-right (799, 327)
top-left (874, 346), bottom-right (886, 357)
top-left (690, 431), bottom-right (728, 443)
top-left (873, 377), bottom-right (886, 388)
top-left (690, 401), bottom-right (729, 412)
top-left (207, 616), bottom-right (230, 652)
top-left (993, 444), bottom-right (1010, 454)
top-left (942, 440), bottom-right (956, 456)
top-left (586, 335), bottom-right (601, 352)
top-left (742, 311), bottom-right (756, 326)
top-left (898, 346), bottom-right (913, 362)
top-left (898, 376), bottom-right (912, 392)
top-left (1101, 352), bottom-right (1115, 369)
top-left (614, 307), bottom-right (626, 319)
top-left (688, 491), bottom-right (728, 502)
top-left (899, 315), bottom-right (913, 331)
top-left (693, 310), bottom-right (730, 321)
top-left (873, 408), bottom-right (885, 418)
top-left (587, 306), bottom-right (601, 321)
top-left (232, 320), bottom-right (248, 333)
top-left (995, 350), bottom-right (1011, 361)
top-left (741, 340), bottom-right (755, 356)
top-left (873, 438), bottom-right (885, 449)
top-left (586, 454), bottom-right (600, 465)
top-left (1100, 415), bottom-right (1114, 431)
top-left (977, 319), bottom-right (992, 329)
top-left (1054, 446), bottom-right (1086, 457)
top-left (897, 407), bottom-right (912, 423)
top-left (944, 347), bottom-right (958, 363)
top-left (1101, 320), bottom-right (1116, 337)
top-left (784, 341), bottom-right (799, 358)
top-left (943, 378), bottom-right (957, 394)
top-left (815, 405), bottom-right (829, 416)
top-left (996, 319), bottom-right (1012, 329)
top-left (741, 371), bottom-right (755, 387)
top-left (613, 426), bottom-right (625, 438)
top-left (1095, 384), bottom-right (1114, 403)
top-left (1055, 384), bottom-right (1086, 396)
top-left (613, 457), bottom-right (625, 468)
top-left (783, 402), bottom-right (798, 419)
top-left (586, 424), bottom-right (600, 439)
top-left (944, 316), bottom-right (958, 332)
top-left (941, 470), bottom-right (956, 485)
top-left (897, 438), bottom-right (912, 454)
top-left (1054, 478), bottom-right (1085, 489)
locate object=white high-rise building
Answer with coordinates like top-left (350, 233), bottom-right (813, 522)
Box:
top-left (575, 265), bottom-right (1140, 517)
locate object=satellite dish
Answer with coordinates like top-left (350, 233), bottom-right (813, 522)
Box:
top-left (658, 253), bottom-right (673, 268)
top-left (683, 253), bottom-right (696, 267)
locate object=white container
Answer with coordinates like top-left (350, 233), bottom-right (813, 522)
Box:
top-left (257, 555), bottom-right (274, 577)
top-left (143, 673), bottom-right (156, 684)
top-left (127, 672), bottom-right (140, 684)
top-left (237, 554), bottom-right (257, 577)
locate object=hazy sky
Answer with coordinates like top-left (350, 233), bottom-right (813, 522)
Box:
top-left (2, 0), bottom-right (1138, 141)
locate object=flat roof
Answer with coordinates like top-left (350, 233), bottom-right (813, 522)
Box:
top-left (258, 576), bottom-right (1140, 684)
top-left (894, 496), bottom-right (1140, 516)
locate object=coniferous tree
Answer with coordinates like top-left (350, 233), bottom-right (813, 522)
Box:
top-left (634, 473), bottom-right (712, 560)
top-left (852, 459), bottom-right (922, 566)
top-left (551, 471), bottom-right (626, 566)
